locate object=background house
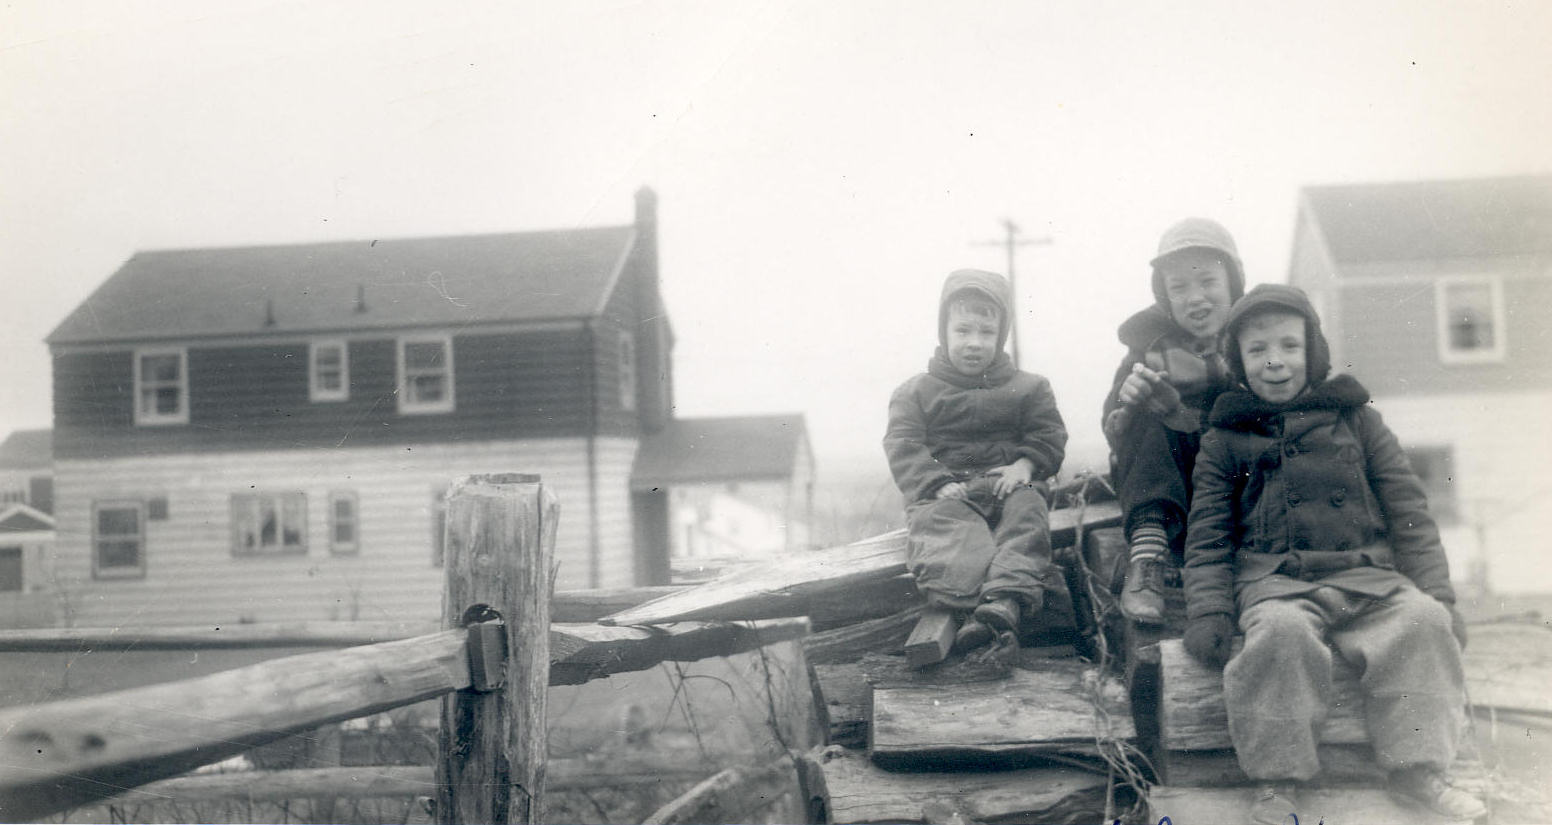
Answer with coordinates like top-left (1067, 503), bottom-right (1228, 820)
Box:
top-left (44, 190), bottom-right (682, 626)
top-left (1287, 175), bottom-right (1552, 594)
top-left (0, 429), bottom-right (52, 515)
top-left (0, 429), bottom-right (55, 627)
top-left (631, 414), bottom-right (814, 581)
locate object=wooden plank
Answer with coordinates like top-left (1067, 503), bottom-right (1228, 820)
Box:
top-left (0, 629), bottom-right (470, 822)
top-left (813, 663), bottom-right (870, 750)
top-left (0, 621), bottom-right (442, 652)
top-left (1465, 623), bottom-right (1552, 715)
top-left (805, 608), bottom-right (921, 666)
top-left (904, 608), bottom-right (959, 668)
top-left (551, 585), bottom-right (685, 623)
top-left (1159, 638), bottom-right (1369, 751)
top-left (1158, 746), bottom-right (1486, 789)
top-left (549, 617), bottom-right (810, 685)
top-left (1148, 784), bottom-right (1472, 825)
top-left (435, 473), bottom-right (555, 825)
top-left (600, 501), bottom-right (1122, 627)
top-left (641, 753), bottom-right (800, 825)
top-left (820, 746), bottom-right (1113, 824)
top-left (868, 658), bottom-right (1134, 769)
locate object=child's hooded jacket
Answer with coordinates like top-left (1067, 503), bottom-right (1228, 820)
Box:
top-left (1182, 285), bottom-right (1455, 619)
top-left (883, 269), bottom-right (1068, 502)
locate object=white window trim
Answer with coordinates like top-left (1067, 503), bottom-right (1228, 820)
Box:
top-left (309, 340), bottom-right (350, 402)
top-left (329, 490), bottom-right (360, 555)
top-left (93, 499), bottom-right (146, 580)
top-left (133, 347), bottom-right (190, 426)
top-left (396, 335), bottom-right (456, 414)
top-left (1435, 275), bottom-right (1507, 364)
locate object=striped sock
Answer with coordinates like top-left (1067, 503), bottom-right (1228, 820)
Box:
top-left (1129, 521), bottom-right (1169, 562)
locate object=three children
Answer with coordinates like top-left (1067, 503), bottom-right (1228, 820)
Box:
top-left (885, 230), bottom-right (1480, 821)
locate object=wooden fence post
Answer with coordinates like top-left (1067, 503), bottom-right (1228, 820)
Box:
top-left (435, 474), bottom-right (557, 825)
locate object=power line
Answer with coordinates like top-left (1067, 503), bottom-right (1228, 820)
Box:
top-left (972, 218), bottom-right (1050, 370)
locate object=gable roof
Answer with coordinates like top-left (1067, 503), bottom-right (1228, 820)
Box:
top-left (0, 503), bottom-right (54, 533)
top-left (48, 225), bottom-right (638, 346)
top-left (1302, 175), bottom-right (1552, 265)
top-left (631, 415), bottom-right (810, 489)
top-left (0, 429), bottom-right (51, 469)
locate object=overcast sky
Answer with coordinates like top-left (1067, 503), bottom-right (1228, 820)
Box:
top-left (3, 1), bottom-right (1550, 481)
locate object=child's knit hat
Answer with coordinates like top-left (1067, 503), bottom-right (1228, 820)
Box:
top-left (1150, 218), bottom-right (1246, 305)
top-left (1221, 283), bottom-right (1332, 387)
top-left (938, 268), bottom-right (1012, 352)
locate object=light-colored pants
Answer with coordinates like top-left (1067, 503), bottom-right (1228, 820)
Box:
top-left (1224, 583), bottom-right (1462, 781)
top-left (904, 476), bottom-right (1053, 611)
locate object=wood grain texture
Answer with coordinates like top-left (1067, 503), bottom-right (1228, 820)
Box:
top-left (599, 501), bottom-right (1121, 627)
top-left (820, 746), bottom-right (1111, 824)
top-left (0, 629), bottom-right (469, 822)
top-left (1158, 638), bottom-right (1369, 751)
top-left (1148, 784), bottom-right (1470, 825)
top-left (868, 659), bottom-right (1134, 769)
top-left (904, 609), bottom-right (959, 668)
top-left (805, 608), bottom-right (922, 666)
top-left (435, 474), bottom-right (556, 825)
top-left (549, 617), bottom-right (810, 685)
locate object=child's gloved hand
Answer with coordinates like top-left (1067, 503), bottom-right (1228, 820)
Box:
top-left (935, 481), bottom-right (968, 501)
top-left (1183, 613), bottom-right (1235, 666)
top-left (989, 458), bottom-right (1034, 498)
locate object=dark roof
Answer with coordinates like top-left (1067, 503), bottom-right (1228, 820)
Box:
top-left (0, 504), bottom-right (53, 533)
top-left (1302, 175), bottom-right (1552, 265)
top-left (631, 415), bottom-right (809, 489)
top-left (48, 225), bottom-right (638, 345)
top-left (0, 429), bottom-right (51, 469)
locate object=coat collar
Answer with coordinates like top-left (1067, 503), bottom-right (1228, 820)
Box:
top-left (1117, 305), bottom-right (1188, 350)
top-left (928, 348), bottom-right (1017, 389)
top-left (1209, 373), bottom-right (1371, 429)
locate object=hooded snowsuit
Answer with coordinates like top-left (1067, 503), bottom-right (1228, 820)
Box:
top-left (1102, 218), bottom-right (1244, 554)
top-left (883, 269), bottom-right (1068, 611)
top-left (1183, 284), bottom-right (1463, 781)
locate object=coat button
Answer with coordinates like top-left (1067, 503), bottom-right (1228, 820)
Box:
top-left (1288, 492), bottom-right (1302, 506)
top-left (1330, 490), bottom-right (1347, 507)
top-left (1284, 443), bottom-right (1299, 458)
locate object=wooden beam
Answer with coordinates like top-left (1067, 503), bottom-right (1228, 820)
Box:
top-left (0, 630), bottom-right (470, 822)
top-left (0, 621), bottom-right (442, 652)
top-left (805, 608), bottom-right (921, 666)
top-left (1158, 638), bottom-right (1368, 751)
top-left (600, 501), bottom-right (1121, 627)
top-left (904, 608), bottom-right (959, 668)
top-left (1148, 784), bottom-right (1471, 825)
top-left (868, 659), bottom-right (1134, 770)
top-left (641, 753), bottom-right (800, 825)
top-left (435, 473), bottom-right (555, 825)
top-left (821, 747), bottom-right (1114, 825)
top-left (549, 618), bottom-right (810, 685)
top-left (551, 585), bottom-right (685, 623)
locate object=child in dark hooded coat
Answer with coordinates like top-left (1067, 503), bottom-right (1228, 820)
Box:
top-left (883, 269), bottom-right (1068, 654)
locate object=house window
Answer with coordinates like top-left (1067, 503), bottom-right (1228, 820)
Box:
top-left (1436, 276), bottom-right (1506, 363)
top-left (619, 330), bottom-right (637, 412)
top-left (232, 492), bottom-right (308, 556)
top-left (147, 496), bottom-right (169, 521)
top-left (0, 485), bottom-right (23, 505)
top-left (134, 348), bottom-right (189, 425)
top-left (398, 336), bottom-right (455, 414)
top-left (329, 490), bottom-right (359, 555)
top-left (430, 485), bottom-right (448, 567)
top-left (0, 547), bottom-right (21, 592)
top-left (310, 340), bottom-right (350, 402)
top-left (1406, 446), bottom-right (1459, 524)
top-left (93, 500), bottom-right (146, 579)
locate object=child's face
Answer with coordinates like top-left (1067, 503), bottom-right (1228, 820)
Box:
top-left (945, 301), bottom-right (1001, 376)
top-left (1237, 310), bottom-right (1308, 403)
top-left (1159, 250), bottom-right (1233, 340)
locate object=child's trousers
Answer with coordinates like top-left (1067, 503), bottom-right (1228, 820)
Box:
top-left (1109, 414), bottom-right (1202, 550)
top-left (1223, 583), bottom-right (1463, 781)
top-left (903, 474), bottom-right (1054, 611)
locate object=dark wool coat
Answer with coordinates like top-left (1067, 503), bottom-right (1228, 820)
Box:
top-left (1182, 374), bottom-right (1456, 619)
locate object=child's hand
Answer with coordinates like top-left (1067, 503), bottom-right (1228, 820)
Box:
top-left (935, 481), bottom-right (968, 501)
top-left (1118, 363), bottom-right (1182, 416)
top-left (989, 459), bottom-right (1034, 498)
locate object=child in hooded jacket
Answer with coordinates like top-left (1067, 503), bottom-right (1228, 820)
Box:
top-left (1181, 284), bottom-right (1483, 824)
top-left (884, 269), bottom-right (1068, 654)
top-left (1102, 218), bottom-right (1244, 624)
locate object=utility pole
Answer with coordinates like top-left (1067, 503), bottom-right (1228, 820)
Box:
top-left (973, 219), bottom-right (1051, 370)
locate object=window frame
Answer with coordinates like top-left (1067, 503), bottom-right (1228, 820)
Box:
top-left (231, 492), bottom-right (309, 557)
top-left (309, 340), bottom-right (351, 402)
top-left (618, 329), bottom-right (637, 413)
top-left (396, 335), bottom-right (456, 414)
top-left (1435, 275), bottom-right (1507, 364)
top-left (92, 499), bottom-right (147, 579)
top-left (0, 546), bottom-right (24, 593)
top-left (133, 347), bottom-right (190, 426)
top-left (328, 490), bottom-right (360, 555)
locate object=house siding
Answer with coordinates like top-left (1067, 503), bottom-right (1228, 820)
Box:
top-left (1365, 390), bottom-right (1552, 595)
top-left (52, 328), bottom-right (595, 459)
top-left (1334, 265), bottom-right (1552, 397)
top-left (50, 436), bottom-right (639, 627)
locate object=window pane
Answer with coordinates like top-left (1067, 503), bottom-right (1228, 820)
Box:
top-left (98, 507), bottom-right (139, 536)
top-left (1445, 283), bottom-right (1495, 351)
top-left (334, 498), bottom-right (354, 519)
top-left (334, 522), bottom-right (355, 544)
top-left (405, 342), bottom-right (445, 369)
top-left (143, 354), bottom-right (180, 382)
top-left (98, 540), bottom-right (141, 568)
top-left (315, 346), bottom-right (342, 368)
top-left (154, 386), bottom-right (181, 414)
top-left (412, 375), bottom-right (445, 402)
top-left (282, 496), bottom-right (304, 546)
